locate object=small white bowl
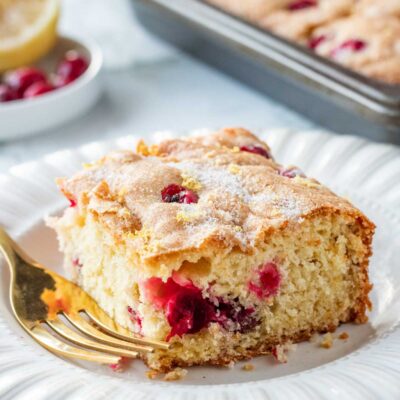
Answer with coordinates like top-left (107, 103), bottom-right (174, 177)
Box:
top-left (0, 34), bottom-right (103, 141)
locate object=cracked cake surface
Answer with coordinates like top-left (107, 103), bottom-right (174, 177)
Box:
top-left (49, 128), bottom-right (375, 371)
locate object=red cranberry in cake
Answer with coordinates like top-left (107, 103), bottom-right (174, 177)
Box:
top-left (141, 277), bottom-right (214, 340)
top-left (161, 184), bottom-right (198, 204)
top-left (166, 289), bottom-right (214, 340)
top-left (127, 306), bottom-right (143, 330)
top-left (214, 299), bottom-right (259, 333)
top-left (69, 198), bottom-right (77, 207)
top-left (140, 277), bottom-right (182, 310)
top-left (249, 262), bottom-right (281, 299)
top-left (240, 145), bottom-right (271, 159)
top-left (4, 67), bottom-right (47, 97)
top-left (308, 35), bottom-right (326, 50)
top-left (331, 39), bottom-right (367, 58)
top-left (288, 0), bottom-right (317, 11)
top-left (72, 258), bottom-right (82, 268)
top-left (142, 276), bottom-right (261, 339)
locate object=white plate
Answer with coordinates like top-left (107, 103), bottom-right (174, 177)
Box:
top-left (0, 129), bottom-right (400, 400)
top-left (0, 34), bottom-right (102, 141)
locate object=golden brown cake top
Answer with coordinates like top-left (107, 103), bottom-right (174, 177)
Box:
top-left (58, 128), bottom-right (372, 262)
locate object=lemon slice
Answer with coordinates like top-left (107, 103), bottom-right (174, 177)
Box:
top-left (0, 0), bottom-right (60, 72)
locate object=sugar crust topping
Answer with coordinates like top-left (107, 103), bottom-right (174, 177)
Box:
top-left (58, 128), bottom-right (370, 261)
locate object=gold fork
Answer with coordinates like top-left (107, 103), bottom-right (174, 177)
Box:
top-left (0, 227), bottom-right (169, 365)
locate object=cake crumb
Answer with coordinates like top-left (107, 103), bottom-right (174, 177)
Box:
top-left (309, 333), bottom-right (319, 343)
top-left (163, 368), bottom-right (188, 381)
top-left (145, 370), bottom-right (159, 380)
top-left (109, 363), bottom-right (123, 372)
top-left (320, 333), bottom-right (333, 349)
top-left (272, 342), bottom-right (297, 363)
top-left (109, 357), bottom-right (131, 372)
top-left (226, 361), bottom-right (235, 369)
top-left (338, 332), bottom-right (349, 340)
top-left (241, 363), bottom-right (254, 371)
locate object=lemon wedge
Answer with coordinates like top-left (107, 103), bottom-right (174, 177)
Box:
top-left (0, 0), bottom-right (60, 72)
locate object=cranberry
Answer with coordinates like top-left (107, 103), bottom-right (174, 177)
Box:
top-left (69, 198), bottom-right (77, 207)
top-left (279, 166), bottom-right (305, 178)
top-left (0, 84), bottom-right (18, 102)
top-left (127, 306), bottom-right (142, 330)
top-left (57, 50), bottom-right (88, 82)
top-left (141, 277), bottom-right (182, 310)
top-left (308, 35), bottom-right (326, 50)
top-left (141, 276), bottom-right (214, 340)
top-left (288, 0), bottom-right (317, 11)
top-left (214, 299), bottom-right (259, 333)
top-left (23, 81), bottom-right (54, 98)
top-left (4, 67), bottom-right (47, 97)
top-left (248, 262), bottom-right (281, 299)
top-left (331, 39), bottom-right (367, 58)
top-left (72, 258), bottom-right (82, 268)
top-left (240, 145), bottom-right (271, 159)
top-left (166, 289), bottom-right (214, 340)
top-left (53, 75), bottom-right (73, 88)
top-left (142, 276), bottom-right (262, 339)
top-left (161, 184), bottom-right (198, 204)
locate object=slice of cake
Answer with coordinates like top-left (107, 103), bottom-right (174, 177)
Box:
top-left (49, 128), bottom-right (375, 371)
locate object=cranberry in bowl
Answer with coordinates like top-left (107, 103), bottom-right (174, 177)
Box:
top-left (0, 35), bottom-right (102, 141)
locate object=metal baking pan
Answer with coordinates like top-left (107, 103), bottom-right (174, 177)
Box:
top-left (131, 0), bottom-right (400, 143)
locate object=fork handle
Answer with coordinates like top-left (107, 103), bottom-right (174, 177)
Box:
top-left (0, 227), bottom-right (18, 277)
top-left (0, 227), bottom-right (41, 274)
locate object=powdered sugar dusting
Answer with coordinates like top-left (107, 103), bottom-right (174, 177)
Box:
top-left (169, 161), bottom-right (304, 222)
top-left (170, 161), bottom-right (252, 202)
top-left (277, 197), bottom-right (303, 219)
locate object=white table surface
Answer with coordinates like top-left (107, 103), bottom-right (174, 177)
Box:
top-left (0, 0), bottom-right (319, 173)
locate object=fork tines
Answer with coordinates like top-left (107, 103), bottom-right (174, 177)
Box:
top-left (32, 311), bottom-right (170, 365)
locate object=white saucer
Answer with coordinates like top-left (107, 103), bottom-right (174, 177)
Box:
top-left (0, 34), bottom-right (103, 141)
